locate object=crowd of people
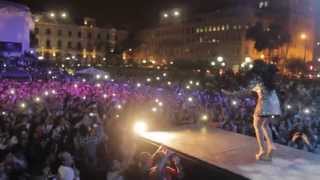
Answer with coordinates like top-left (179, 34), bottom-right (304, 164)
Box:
top-left (0, 65), bottom-right (319, 179)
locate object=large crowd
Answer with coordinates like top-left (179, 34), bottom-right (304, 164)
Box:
top-left (0, 66), bottom-right (319, 179)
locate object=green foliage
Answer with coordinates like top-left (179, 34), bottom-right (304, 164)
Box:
top-left (246, 22), bottom-right (291, 52)
top-left (172, 59), bottom-right (210, 70)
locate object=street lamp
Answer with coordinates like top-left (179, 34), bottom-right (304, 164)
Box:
top-left (245, 57), bottom-right (252, 63)
top-left (300, 33), bottom-right (307, 40)
top-left (300, 33), bottom-right (307, 62)
top-left (49, 12), bottom-right (55, 18)
top-left (163, 13), bottom-right (169, 18)
top-left (217, 56), bottom-right (224, 62)
top-left (173, 10), bottom-right (180, 17)
top-left (61, 12), bottom-right (67, 18)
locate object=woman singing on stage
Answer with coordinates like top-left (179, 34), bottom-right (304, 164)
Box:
top-left (223, 61), bottom-right (281, 161)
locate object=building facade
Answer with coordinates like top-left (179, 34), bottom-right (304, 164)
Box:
top-left (33, 12), bottom-right (127, 63)
top-left (135, 0), bottom-right (316, 68)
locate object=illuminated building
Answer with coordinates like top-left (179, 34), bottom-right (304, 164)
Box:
top-left (32, 12), bottom-right (128, 63)
top-left (136, 0), bottom-right (316, 68)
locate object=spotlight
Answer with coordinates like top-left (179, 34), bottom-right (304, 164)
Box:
top-left (133, 121), bottom-right (148, 134)
top-left (188, 97), bottom-right (193, 102)
top-left (96, 74), bottom-right (101, 79)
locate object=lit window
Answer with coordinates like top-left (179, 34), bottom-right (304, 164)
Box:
top-left (264, 1), bottom-right (269, 7)
top-left (209, 26), bottom-right (212, 32)
top-left (233, 25), bottom-right (237, 30)
top-left (238, 25), bottom-right (242, 29)
top-left (204, 27), bottom-right (208, 32)
top-left (259, 2), bottom-right (264, 8)
top-left (213, 27), bottom-right (216, 31)
top-left (226, 24), bottom-right (230, 30)
top-left (196, 28), bottom-right (200, 33)
top-left (217, 26), bottom-right (220, 31)
top-left (317, 42), bottom-right (320, 46)
top-left (200, 28), bottom-right (204, 33)
top-left (221, 26), bottom-right (225, 31)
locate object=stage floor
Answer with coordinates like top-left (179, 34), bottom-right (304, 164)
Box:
top-left (140, 127), bottom-right (320, 180)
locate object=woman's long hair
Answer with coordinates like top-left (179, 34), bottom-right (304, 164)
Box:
top-left (261, 64), bottom-right (278, 91)
top-left (246, 60), bottom-right (278, 91)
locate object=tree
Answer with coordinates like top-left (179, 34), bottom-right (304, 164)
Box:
top-left (284, 59), bottom-right (307, 75)
top-left (246, 22), bottom-right (291, 61)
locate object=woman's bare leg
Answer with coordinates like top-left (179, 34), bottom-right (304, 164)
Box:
top-left (261, 118), bottom-right (274, 157)
top-left (253, 115), bottom-right (265, 158)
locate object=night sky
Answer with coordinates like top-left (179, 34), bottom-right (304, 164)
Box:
top-left (11, 0), bottom-right (246, 30)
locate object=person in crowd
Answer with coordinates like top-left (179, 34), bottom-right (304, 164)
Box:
top-left (57, 152), bottom-right (79, 180)
top-left (0, 58), bottom-right (319, 178)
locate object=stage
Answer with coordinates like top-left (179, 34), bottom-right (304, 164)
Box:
top-left (139, 127), bottom-right (320, 180)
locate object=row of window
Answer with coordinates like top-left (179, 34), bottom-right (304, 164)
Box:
top-left (156, 46), bottom-right (241, 58)
top-left (41, 39), bottom-right (106, 51)
top-left (35, 27), bottom-right (111, 40)
top-left (259, 1), bottom-right (269, 9)
top-left (196, 24), bottom-right (249, 33)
